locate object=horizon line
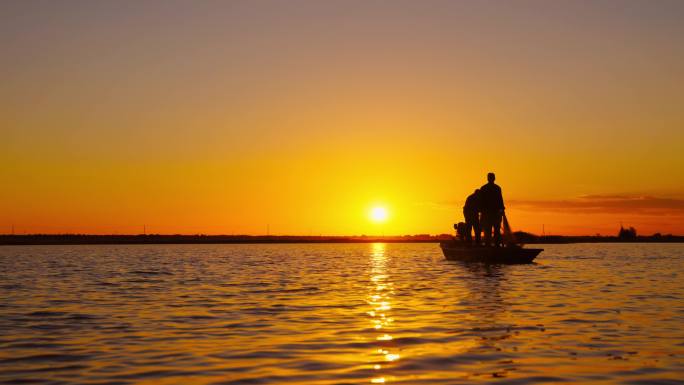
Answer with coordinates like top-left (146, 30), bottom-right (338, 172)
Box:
top-left (1, 233), bottom-right (682, 238)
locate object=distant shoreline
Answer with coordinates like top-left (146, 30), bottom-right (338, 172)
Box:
top-left (1, 234), bottom-right (682, 245)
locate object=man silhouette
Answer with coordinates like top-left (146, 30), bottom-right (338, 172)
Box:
top-left (463, 189), bottom-right (481, 245)
top-left (479, 172), bottom-right (504, 247)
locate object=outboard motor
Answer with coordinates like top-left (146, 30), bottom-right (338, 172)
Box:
top-left (454, 222), bottom-right (467, 242)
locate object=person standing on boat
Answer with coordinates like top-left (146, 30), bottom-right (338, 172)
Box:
top-left (463, 189), bottom-right (481, 245)
top-left (480, 172), bottom-right (505, 247)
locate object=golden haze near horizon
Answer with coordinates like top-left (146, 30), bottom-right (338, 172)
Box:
top-left (2, 1), bottom-right (683, 236)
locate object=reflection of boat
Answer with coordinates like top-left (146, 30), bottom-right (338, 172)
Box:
top-left (440, 241), bottom-right (542, 264)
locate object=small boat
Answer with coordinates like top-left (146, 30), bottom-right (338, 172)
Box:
top-left (440, 240), bottom-right (542, 264)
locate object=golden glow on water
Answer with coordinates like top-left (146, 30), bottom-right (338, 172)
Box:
top-left (385, 353), bottom-right (400, 362)
top-left (367, 243), bottom-right (400, 383)
top-left (2, 243), bottom-right (684, 384)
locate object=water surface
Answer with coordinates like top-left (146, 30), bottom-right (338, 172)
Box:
top-left (1, 243), bottom-right (683, 384)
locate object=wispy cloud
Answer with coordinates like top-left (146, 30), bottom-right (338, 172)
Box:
top-left (509, 195), bottom-right (684, 215)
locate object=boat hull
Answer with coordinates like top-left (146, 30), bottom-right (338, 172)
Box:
top-left (440, 241), bottom-right (542, 264)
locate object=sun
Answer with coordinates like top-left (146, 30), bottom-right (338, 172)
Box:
top-left (369, 206), bottom-right (389, 223)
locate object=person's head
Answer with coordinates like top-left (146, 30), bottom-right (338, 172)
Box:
top-left (487, 172), bottom-right (495, 183)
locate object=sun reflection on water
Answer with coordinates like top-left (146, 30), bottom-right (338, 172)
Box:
top-left (367, 243), bottom-right (398, 383)
top-left (3, 244), bottom-right (684, 384)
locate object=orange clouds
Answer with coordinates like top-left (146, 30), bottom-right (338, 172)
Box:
top-left (510, 195), bottom-right (684, 215)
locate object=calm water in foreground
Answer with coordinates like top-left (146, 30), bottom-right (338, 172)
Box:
top-left (1, 243), bottom-right (683, 385)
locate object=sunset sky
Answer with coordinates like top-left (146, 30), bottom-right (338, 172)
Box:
top-left (2, 0), bottom-right (683, 236)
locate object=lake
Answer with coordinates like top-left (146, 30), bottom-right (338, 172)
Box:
top-left (1, 243), bottom-right (683, 384)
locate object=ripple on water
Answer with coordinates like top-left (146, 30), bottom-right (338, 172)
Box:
top-left (0, 243), bottom-right (683, 385)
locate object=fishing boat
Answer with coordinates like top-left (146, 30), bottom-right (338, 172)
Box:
top-left (439, 240), bottom-right (542, 264)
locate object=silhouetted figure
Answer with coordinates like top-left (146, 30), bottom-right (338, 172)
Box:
top-left (454, 222), bottom-right (467, 242)
top-left (480, 172), bottom-right (505, 247)
top-left (463, 189), bottom-right (481, 245)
